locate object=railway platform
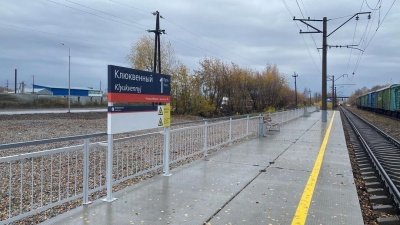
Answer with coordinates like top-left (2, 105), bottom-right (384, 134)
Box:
top-left (40, 110), bottom-right (364, 225)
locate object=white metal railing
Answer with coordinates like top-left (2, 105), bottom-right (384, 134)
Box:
top-left (0, 108), bottom-right (316, 224)
top-left (268, 106), bottom-right (318, 125)
top-left (0, 139), bottom-right (96, 224)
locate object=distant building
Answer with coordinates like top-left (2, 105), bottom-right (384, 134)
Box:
top-left (33, 84), bottom-right (105, 104)
top-left (33, 84), bottom-right (102, 97)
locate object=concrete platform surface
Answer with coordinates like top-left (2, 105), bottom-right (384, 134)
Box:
top-left (40, 111), bottom-right (364, 225)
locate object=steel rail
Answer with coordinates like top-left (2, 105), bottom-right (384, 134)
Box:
top-left (341, 107), bottom-right (400, 207)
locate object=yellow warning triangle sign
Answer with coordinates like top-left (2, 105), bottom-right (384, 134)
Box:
top-left (158, 118), bottom-right (163, 126)
top-left (158, 107), bottom-right (163, 115)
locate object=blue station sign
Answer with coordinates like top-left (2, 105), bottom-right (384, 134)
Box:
top-left (108, 65), bottom-right (171, 103)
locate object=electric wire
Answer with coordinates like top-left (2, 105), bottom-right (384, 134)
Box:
top-left (296, 0), bottom-right (305, 18)
top-left (281, 0), bottom-right (295, 18)
top-left (109, 0), bottom-right (152, 14)
top-left (355, 0), bottom-right (396, 72)
top-left (280, 0), bottom-right (321, 73)
top-left (43, 0), bottom-right (272, 72)
top-left (106, 1), bottom-right (280, 70)
top-left (345, 0), bottom-right (366, 75)
top-left (0, 22), bottom-right (93, 42)
top-left (162, 17), bottom-right (262, 68)
top-left (163, 34), bottom-right (228, 62)
top-left (102, 1), bottom-right (265, 70)
top-left (299, 0), bottom-right (310, 17)
top-left (366, 0), bottom-right (396, 45)
top-left (64, 0), bottom-right (148, 29)
top-left (297, 0), bottom-right (321, 60)
top-left (45, 0), bottom-right (147, 31)
top-left (345, 19), bottom-right (358, 74)
top-left (353, 0), bottom-right (396, 74)
top-left (0, 21), bottom-right (141, 56)
top-left (365, 0), bottom-right (382, 10)
top-left (346, 0), bottom-right (366, 75)
top-left (352, 0), bottom-right (380, 73)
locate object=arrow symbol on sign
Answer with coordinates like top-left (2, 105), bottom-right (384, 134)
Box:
top-left (160, 78), bottom-right (164, 94)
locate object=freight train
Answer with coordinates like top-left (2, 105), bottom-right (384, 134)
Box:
top-left (356, 84), bottom-right (400, 118)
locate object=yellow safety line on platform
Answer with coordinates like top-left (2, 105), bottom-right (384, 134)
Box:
top-left (291, 111), bottom-right (336, 225)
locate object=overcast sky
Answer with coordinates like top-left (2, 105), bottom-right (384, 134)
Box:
top-left (0, 0), bottom-right (398, 97)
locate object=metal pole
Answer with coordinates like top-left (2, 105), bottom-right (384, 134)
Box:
top-left (103, 102), bottom-right (116, 202)
top-left (68, 47), bottom-right (71, 113)
top-left (163, 126), bottom-right (172, 176)
top-left (246, 114), bottom-right (249, 137)
top-left (14, 69), bottom-right (17, 94)
top-left (293, 72), bottom-right (298, 108)
top-left (61, 43), bottom-right (71, 113)
top-left (229, 118), bottom-right (232, 142)
top-left (203, 121), bottom-right (208, 157)
top-left (83, 138), bottom-right (91, 205)
top-left (321, 17), bottom-right (328, 122)
top-left (103, 133), bottom-right (116, 202)
top-left (157, 13), bottom-right (161, 74)
top-left (153, 11), bottom-right (159, 73)
top-left (334, 86), bottom-right (337, 108)
top-left (332, 75), bottom-right (334, 110)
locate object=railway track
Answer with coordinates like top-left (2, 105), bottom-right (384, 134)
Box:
top-left (341, 107), bottom-right (400, 224)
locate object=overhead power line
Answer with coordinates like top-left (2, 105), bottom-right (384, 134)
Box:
top-left (365, 0), bottom-right (382, 10)
top-left (280, 0), bottom-right (321, 73)
top-left (64, 0), bottom-right (148, 29)
top-left (295, 0), bottom-right (305, 18)
top-left (45, 0), bottom-right (147, 31)
top-left (365, 0), bottom-right (397, 48)
top-left (0, 22), bottom-right (136, 51)
top-left (162, 17), bottom-right (262, 67)
top-left (351, 0), bottom-right (396, 75)
top-left (106, 1), bottom-right (269, 69)
top-left (109, 0), bottom-right (152, 14)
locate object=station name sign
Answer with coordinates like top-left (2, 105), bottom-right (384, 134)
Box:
top-left (108, 65), bottom-right (171, 103)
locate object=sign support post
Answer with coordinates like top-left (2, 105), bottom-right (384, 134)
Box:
top-left (104, 102), bottom-right (117, 202)
top-left (163, 103), bottom-right (172, 176)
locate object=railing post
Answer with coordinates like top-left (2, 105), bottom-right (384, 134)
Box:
top-left (163, 127), bottom-right (172, 176)
top-left (103, 134), bottom-right (117, 202)
top-left (258, 114), bottom-right (264, 137)
top-left (83, 138), bottom-right (91, 205)
top-left (246, 114), bottom-right (249, 137)
top-left (303, 107), bottom-right (309, 117)
top-left (229, 118), bottom-right (232, 142)
top-left (286, 111), bottom-right (288, 123)
top-left (203, 121), bottom-right (208, 157)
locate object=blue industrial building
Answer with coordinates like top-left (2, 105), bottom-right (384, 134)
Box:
top-left (33, 84), bottom-right (102, 97)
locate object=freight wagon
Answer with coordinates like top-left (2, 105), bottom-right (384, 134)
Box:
top-left (356, 84), bottom-right (400, 118)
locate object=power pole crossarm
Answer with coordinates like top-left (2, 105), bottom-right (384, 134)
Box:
top-left (328, 12), bottom-right (370, 37)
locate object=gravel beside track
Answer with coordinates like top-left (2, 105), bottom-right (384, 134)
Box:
top-left (346, 107), bottom-right (400, 142)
